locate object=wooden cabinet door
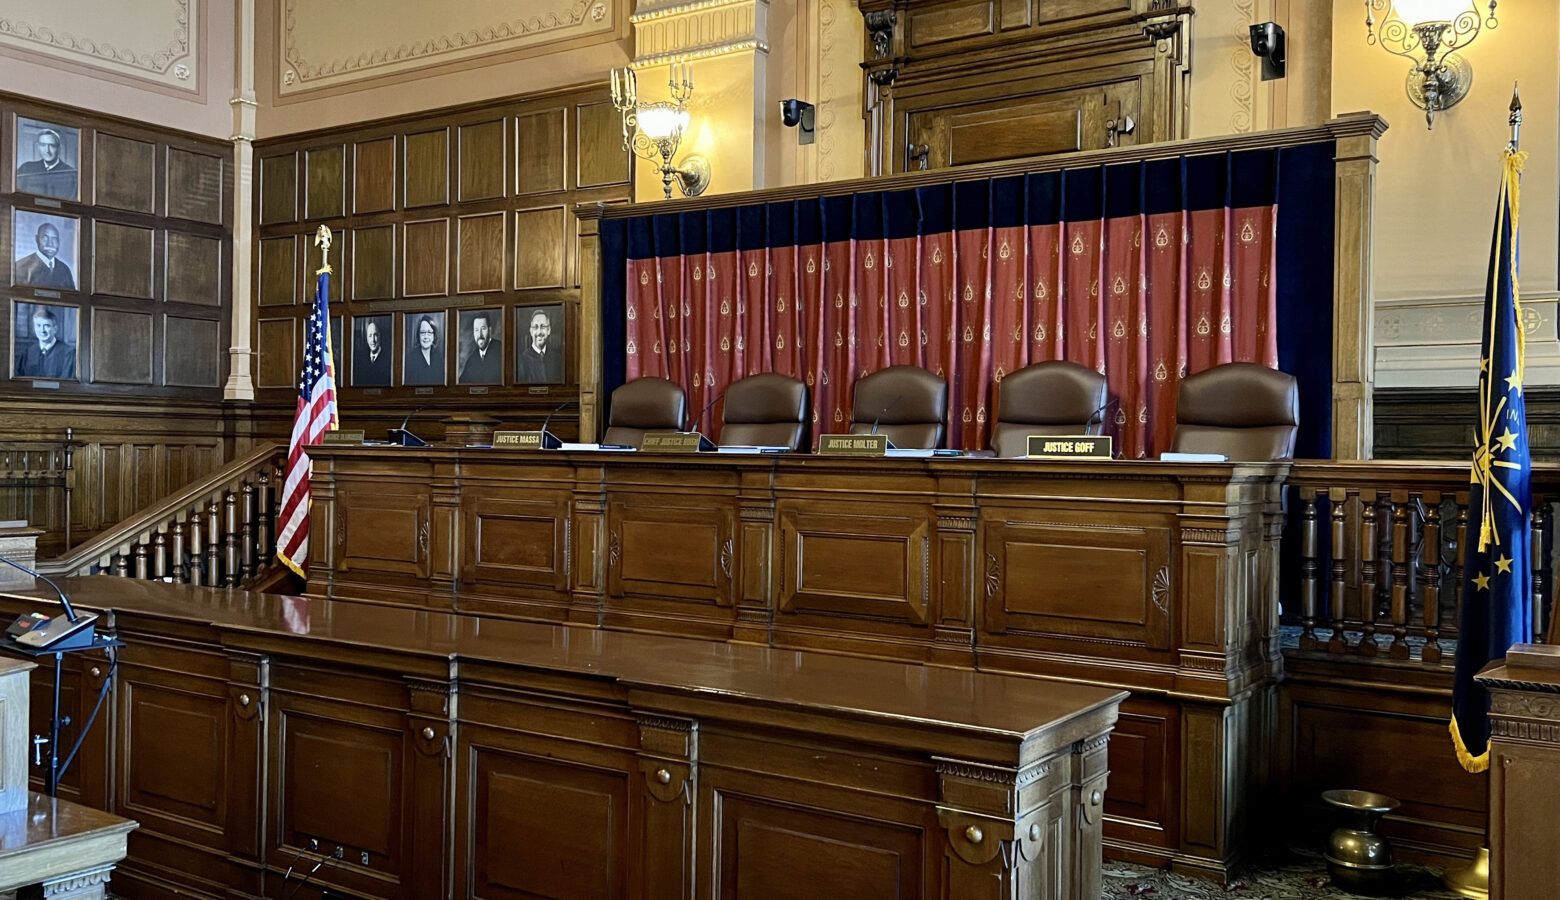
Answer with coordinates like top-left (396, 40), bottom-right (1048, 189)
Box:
top-left (903, 81), bottom-right (1139, 172)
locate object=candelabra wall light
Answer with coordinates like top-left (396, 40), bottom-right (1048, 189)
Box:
top-left (1365, 0), bottom-right (1499, 129)
top-left (611, 62), bottom-right (711, 201)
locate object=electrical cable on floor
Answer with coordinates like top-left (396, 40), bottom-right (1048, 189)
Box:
top-left (55, 642), bottom-right (117, 781)
top-left (284, 845), bottom-right (343, 900)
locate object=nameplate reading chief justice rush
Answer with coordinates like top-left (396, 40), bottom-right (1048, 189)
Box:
top-left (1026, 434), bottom-right (1113, 459)
top-left (818, 433), bottom-right (889, 456)
top-left (640, 431), bottom-right (714, 453)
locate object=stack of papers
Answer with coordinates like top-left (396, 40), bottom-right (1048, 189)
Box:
top-left (1159, 452), bottom-right (1229, 462)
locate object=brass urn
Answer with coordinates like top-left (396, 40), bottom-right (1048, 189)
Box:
top-left (1323, 789), bottom-right (1400, 894)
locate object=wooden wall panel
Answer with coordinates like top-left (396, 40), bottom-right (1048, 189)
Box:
top-left (404, 129), bottom-right (449, 208)
top-left (164, 317), bottom-right (221, 387)
top-left (459, 120), bottom-right (506, 201)
top-left (91, 309), bottom-right (153, 385)
top-left (258, 319), bottom-right (297, 388)
top-left (165, 233), bottom-right (222, 305)
top-left (404, 220), bottom-right (449, 297)
top-left (94, 133), bottom-right (156, 213)
top-left (304, 230), bottom-right (343, 303)
top-left (259, 237), bottom-right (297, 306)
top-left (260, 153), bottom-right (298, 225)
top-left (513, 207), bottom-right (566, 289)
top-left (92, 221), bottom-right (155, 299)
top-left (305, 145), bottom-right (345, 220)
top-left (457, 213), bottom-right (505, 294)
top-left (353, 226), bottom-right (396, 300)
top-left (714, 794), bottom-right (922, 899)
top-left (354, 137), bottom-right (396, 215)
top-left (167, 148), bottom-right (225, 224)
top-left (516, 108), bottom-right (565, 195)
top-left (577, 101), bottom-right (631, 188)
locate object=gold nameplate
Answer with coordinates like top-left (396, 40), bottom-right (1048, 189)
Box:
top-left (493, 430), bottom-right (560, 450)
top-left (818, 434), bottom-right (888, 456)
top-left (321, 430), bottom-right (365, 445)
top-left (1026, 434), bottom-right (1112, 459)
top-left (641, 432), bottom-right (714, 452)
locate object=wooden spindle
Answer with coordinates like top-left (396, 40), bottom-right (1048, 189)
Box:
top-left (1421, 492), bottom-right (1444, 664)
top-left (1298, 487), bottom-right (1321, 650)
top-left (112, 553), bottom-right (129, 578)
top-left (1451, 492), bottom-right (1470, 640)
top-left (1358, 492), bottom-right (1380, 656)
top-left (224, 490), bottom-right (239, 587)
top-left (241, 481), bottom-right (256, 583)
top-left (1531, 502), bottom-right (1550, 640)
top-left (134, 541), bottom-right (149, 580)
top-left (188, 510), bottom-right (204, 587)
top-left (1329, 488), bottom-right (1350, 653)
top-left (256, 470), bottom-right (273, 562)
top-left (171, 520), bottom-right (187, 584)
top-left (1389, 490), bottom-right (1411, 660)
top-left (152, 530), bottom-right (168, 581)
top-left (206, 498), bottom-right (221, 585)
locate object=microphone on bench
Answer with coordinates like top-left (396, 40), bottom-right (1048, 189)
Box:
top-left (868, 393), bottom-right (904, 449)
top-left (535, 398), bottom-right (571, 449)
top-left (1085, 394), bottom-right (1120, 432)
top-left (390, 403), bottom-right (431, 447)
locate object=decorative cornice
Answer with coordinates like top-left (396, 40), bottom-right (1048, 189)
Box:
top-left (0, 0), bottom-right (196, 92)
top-left (630, 0), bottom-right (767, 66)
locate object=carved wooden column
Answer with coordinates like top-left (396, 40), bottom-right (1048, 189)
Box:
top-left (932, 471), bottom-right (977, 666)
top-left (570, 463), bottom-right (607, 625)
top-left (405, 676), bottom-right (456, 899)
top-left (1478, 645), bottom-right (1560, 900)
top-left (635, 714), bottom-right (698, 900)
top-left (734, 466), bottom-right (777, 644)
top-left (575, 203), bottom-right (605, 441)
top-left (1327, 112), bottom-right (1388, 459)
top-left (429, 459), bottom-right (460, 607)
top-left (225, 652), bottom-right (267, 870)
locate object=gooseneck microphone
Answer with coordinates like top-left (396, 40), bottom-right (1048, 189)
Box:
top-left (868, 393), bottom-right (905, 436)
top-left (539, 399), bottom-right (571, 438)
top-left (1085, 395), bottom-right (1120, 432)
top-left (0, 553), bottom-right (97, 650)
top-left (391, 403), bottom-right (431, 447)
top-left (686, 390), bottom-right (726, 433)
top-left (0, 554), bottom-right (79, 622)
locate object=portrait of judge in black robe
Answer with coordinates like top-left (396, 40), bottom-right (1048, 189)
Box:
top-left (14, 120), bottom-right (79, 201)
top-left (13, 302), bottom-right (78, 380)
top-left (352, 315), bottom-right (393, 386)
top-left (403, 312), bottom-right (445, 385)
top-left (457, 308), bottom-right (503, 385)
top-left (12, 211), bottom-right (78, 291)
top-left (515, 305), bottom-right (564, 385)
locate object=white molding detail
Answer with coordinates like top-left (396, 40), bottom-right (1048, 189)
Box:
top-left (630, 0), bottom-right (767, 64)
top-left (0, 0), bottom-right (197, 93)
top-left (1374, 294), bottom-right (1560, 389)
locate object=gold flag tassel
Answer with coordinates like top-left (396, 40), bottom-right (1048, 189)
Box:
top-left (1473, 147), bottom-right (1526, 554)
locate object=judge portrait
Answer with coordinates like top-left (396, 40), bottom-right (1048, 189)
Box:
top-left (15, 120), bottom-right (79, 200)
top-left (516, 305), bottom-right (564, 384)
top-left (12, 212), bottom-right (78, 291)
top-left (13, 303), bottom-right (77, 380)
top-left (457, 309), bottom-right (503, 385)
top-left (352, 315), bottom-right (392, 386)
top-left (403, 312), bottom-right (445, 385)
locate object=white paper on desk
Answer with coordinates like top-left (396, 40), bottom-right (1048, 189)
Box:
top-left (1158, 451), bottom-right (1228, 462)
top-left (885, 448), bottom-right (936, 458)
top-left (715, 446), bottom-right (790, 454)
top-left (561, 442), bottom-right (637, 452)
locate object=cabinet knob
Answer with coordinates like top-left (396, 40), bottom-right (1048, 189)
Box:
top-left (422, 727), bottom-right (436, 741)
top-left (964, 825), bottom-right (983, 844)
top-left (1028, 823), bottom-right (1041, 841)
top-left (656, 768), bottom-right (672, 784)
top-left (89, 667), bottom-right (101, 678)
top-left (238, 694), bottom-right (251, 707)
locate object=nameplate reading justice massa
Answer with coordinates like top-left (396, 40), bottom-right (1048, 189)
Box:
top-left (1026, 434), bottom-right (1112, 459)
top-left (492, 430), bottom-right (560, 450)
top-left (818, 434), bottom-right (889, 456)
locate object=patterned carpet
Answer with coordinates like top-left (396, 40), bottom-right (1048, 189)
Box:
top-left (1103, 848), bottom-right (1465, 899)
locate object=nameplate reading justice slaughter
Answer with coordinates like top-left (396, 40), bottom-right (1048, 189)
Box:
top-left (492, 430), bottom-right (559, 450)
top-left (641, 432), bottom-right (713, 453)
top-left (1026, 434), bottom-right (1113, 459)
top-left (322, 430), bottom-right (365, 445)
top-left (818, 434), bottom-right (888, 456)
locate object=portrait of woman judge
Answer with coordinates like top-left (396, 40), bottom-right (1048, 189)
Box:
top-left (515, 304), bottom-right (564, 384)
top-left (12, 301), bottom-right (78, 380)
top-left (14, 118), bottom-right (80, 201)
top-left (12, 210), bottom-right (79, 291)
top-left (403, 311), bottom-right (445, 385)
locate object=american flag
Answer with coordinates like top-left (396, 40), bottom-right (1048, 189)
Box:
top-left (276, 268), bottom-right (338, 576)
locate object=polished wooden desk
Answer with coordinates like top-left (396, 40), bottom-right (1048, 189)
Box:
top-left (305, 447), bottom-right (1287, 877)
top-left (0, 792), bottom-right (136, 898)
top-left (0, 578), bottom-right (1124, 900)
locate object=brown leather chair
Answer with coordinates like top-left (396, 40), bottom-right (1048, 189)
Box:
top-left (848, 365), bottom-right (948, 450)
top-left (719, 373), bottom-right (808, 450)
top-left (1171, 362), bottom-right (1299, 460)
top-left (989, 361), bottom-right (1109, 458)
top-left (602, 377), bottom-right (686, 449)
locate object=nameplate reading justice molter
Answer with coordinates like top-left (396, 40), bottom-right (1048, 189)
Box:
top-left (492, 430), bottom-right (559, 450)
top-left (322, 430), bottom-right (365, 445)
top-left (818, 434), bottom-right (888, 456)
top-left (641, 432), bottom-right (714, 452)
top-left (1026, 434), bottom-right (1112, 459)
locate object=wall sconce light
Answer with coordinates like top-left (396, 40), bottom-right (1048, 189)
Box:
top-left (1365, 0), bottom-right (1498, 129)
top-left (611, 62), bottom-right (710, 201)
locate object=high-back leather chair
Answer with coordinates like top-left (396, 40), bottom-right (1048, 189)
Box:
top-left (1171, 362), bottom-right (1299, 460)
top-left (719, 373), bottom-right (808, 450)
top-left (602, 377), bottom-right (686, 449)
top-left (848, 366), bottom-right (948, 450)
top-left (989, 361), bottom-right (1109, 458)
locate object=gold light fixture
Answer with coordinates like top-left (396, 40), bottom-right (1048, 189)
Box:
top-left (1366, 0), bottom-right (1498, 129)
top-left (611, 62), bottom-right (710, 201)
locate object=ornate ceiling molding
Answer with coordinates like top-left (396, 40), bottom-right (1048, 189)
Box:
top-left (629, 0), bottom-right (768, 67)
top-left (279, 0), bottom-right (617, 94)
top-left (0, 0), bottom-right (197, 92)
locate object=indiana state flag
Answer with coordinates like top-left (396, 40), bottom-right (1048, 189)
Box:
top-left (1450, 147), bottom-right (1533, 773)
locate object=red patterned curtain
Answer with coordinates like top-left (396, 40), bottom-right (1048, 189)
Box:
top-left (619, 150), bottom-right (1306, 457)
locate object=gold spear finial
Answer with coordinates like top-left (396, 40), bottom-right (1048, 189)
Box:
top-left (1509, 82), bottom-right (1522, 152)
top-left (314, 224), bottom-right (333, 275)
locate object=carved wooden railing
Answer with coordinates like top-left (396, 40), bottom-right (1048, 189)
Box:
top-left (37, 443), bottom-right (287, 587)
top-left (1284, 460), bottom-right (1559, 664)
top-left (0, 430), bottom-right (79, 550)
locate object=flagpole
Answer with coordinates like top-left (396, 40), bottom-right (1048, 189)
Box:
top-left (1508, 83), bottom-right (1521, 152)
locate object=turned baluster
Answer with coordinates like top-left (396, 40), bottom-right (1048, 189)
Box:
top-left (1297, 487), bottom-right (1321, 650)
top-left (241, 481), bottom-right (256, 583)
top-left (1389, 490), bottom-right (1412, 660)
top-left (1421, 492), bottom-right (1444, 664)
top-left (1329, 488), bottom-right (1350, 653)
top-left (223, 490), bottom-right (239, 587)
top-left (187, 510), bottom-right (204, 587)
top-left (1531, 502), bottom-right (1551, 640)
top-left (112, 553), bottom-right (129, 578)
top-left (1449, 493), bottom-right (1470, 640)
top-left (1358, 493), bottom-right (1382, 656)
top-left (256, 470), bottom-right (273, 562)
top-left (171, 519), bottom-right (187, 584)
top-left (133, 540), bottom-right (150, 580)
top-left (152, 529), bottom-right (169, 581)
top-left (206, 498), bottom-right (222, 585)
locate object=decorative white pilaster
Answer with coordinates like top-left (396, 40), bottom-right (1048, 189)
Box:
top-left (225, 0), bottom-right (258, 401)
